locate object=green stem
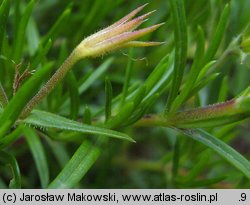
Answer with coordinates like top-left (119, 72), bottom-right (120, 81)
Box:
top-left (20, 50), bottom-right (80, 118)
top-left (135, 99), bottom-right (250, 128)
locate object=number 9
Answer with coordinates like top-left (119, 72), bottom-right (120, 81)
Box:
top-left (241, 193), bottom-right (246, 201)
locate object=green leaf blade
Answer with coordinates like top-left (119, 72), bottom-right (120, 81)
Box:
top-left (12, 0), bottom-right (35, 62)
top-left (202, 4), bottom-right (230, 64)
top-left (0, 83), bottom-right (8, 107)
top-left (167, 0), bottom-right (188, 110)
top-left (0, 151), bottom-right (21, 188)
top-left (24, 128), bottom-right (49, 188)
top-left (105, 77), bottom-right (113, 122)
top-left (66, 71), bottom-right (80, 119)
top-left (0, 0), bottom-right (10, 53)
top-left (23, 110), bottom-right (134, 142)
top-left (48, 141), bottom-right (100, 188)
top-left (178, 128), bottom-right (250, 179)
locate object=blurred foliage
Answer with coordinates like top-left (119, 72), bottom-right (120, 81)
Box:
top-left (0, 0), bottom-right (249, 188)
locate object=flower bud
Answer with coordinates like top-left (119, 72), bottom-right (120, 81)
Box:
top-left (74, 4), bottom-right (164, 58)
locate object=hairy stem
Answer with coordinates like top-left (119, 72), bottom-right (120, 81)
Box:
top-left (20, 50), bottom-right (80, 118)
top-left (135, 99), bottom-right (250, 128)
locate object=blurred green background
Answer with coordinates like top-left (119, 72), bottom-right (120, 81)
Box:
top-left (0, 0), bottom-right (250, 188)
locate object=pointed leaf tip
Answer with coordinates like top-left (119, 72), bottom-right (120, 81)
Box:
top-left (123, 41), bottom-right (165, 47)
top-left (108, 3), bottom-right (149, 29)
